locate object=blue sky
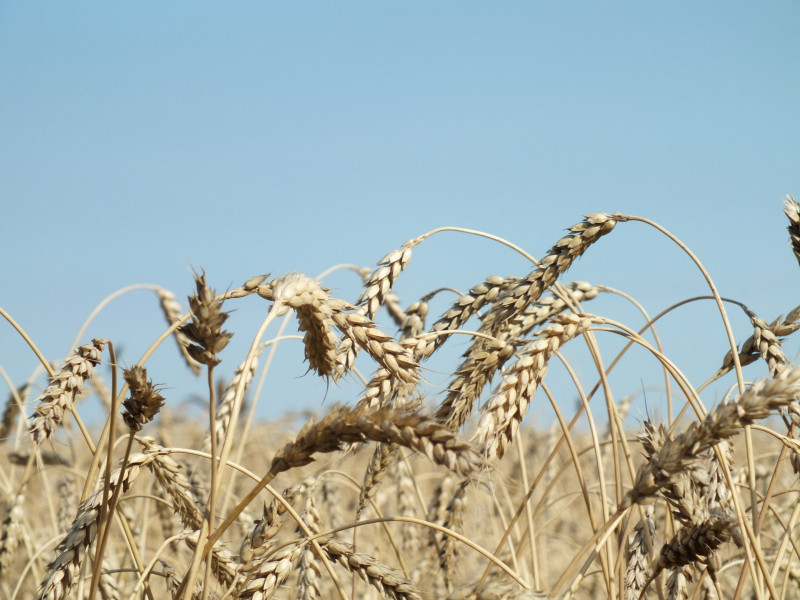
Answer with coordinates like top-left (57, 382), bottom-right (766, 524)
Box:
top-left (1, 2), bottom-right (799, 427)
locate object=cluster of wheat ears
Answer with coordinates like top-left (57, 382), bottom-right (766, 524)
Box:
top-left (4, 200), bottom-right (800, 600)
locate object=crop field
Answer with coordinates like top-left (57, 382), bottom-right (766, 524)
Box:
top-left (4, 200), bottom-right (800, 600)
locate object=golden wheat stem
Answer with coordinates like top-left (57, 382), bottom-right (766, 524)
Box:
top-left (67, 284), bottom-right (160, 351)
top-left (552, 355), bottom-right (615, 592)
top-left (0, 305), bottom-right (56, 378)
top-left (513, 431), bottom-right (540, 589)
top-left (202, 364), bottom-right (218, 600)
top-left (125, 533), bottom-right (187, 600)
top-left (614, 214), bottom-right (745, 393)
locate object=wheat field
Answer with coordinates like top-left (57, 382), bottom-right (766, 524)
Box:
top-left (3, 201), bottom-right (800, 600)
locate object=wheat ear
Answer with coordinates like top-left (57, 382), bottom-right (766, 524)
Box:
top-left (0, 492), bottom-right (25, 576)
top-left (37, 450), bottom-right (157, 600)
top-left (203, 350), bottom-right (262, 453)
top-left (436, 282), bottom-right (600, 432)
top-left (236, 544), bottom-right (302, 599)
top-left (272, 404), bottom-right (483, 477)
top-left (640, 515), bottom-right (733, 600)
top-left (320, 538), bottom-right (423, 600)
top-left (296, 489), bottom-right (323, 600)
top-left (784, 194), bottom-right (800, 267)
top-left (269, 273), bottom-right (340, 377)
top-left (483, 213), bottom-right (618, 331)
top-left (0, 383), bottom-right (28, 442)
top-left (29, 338), bottom-right (106, 445)
top-left (156, 288), bottom-right (202, 374)
top-left (626, 366), bottom-right (800, 508)
top-left (624, 505), bottom-right (655, 600)
top-left (474, 313), bottom-right (593, 459)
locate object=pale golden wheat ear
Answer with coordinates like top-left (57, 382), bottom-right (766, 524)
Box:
top-left (6, 201), bottom-right (800, 599)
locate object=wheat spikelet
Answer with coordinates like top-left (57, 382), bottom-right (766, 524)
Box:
top-left (29, 338), bottom-right (106, 445)
top-left (356, 348), bottom-right (420, 408)
top-left (121, 365), bottom-right (165, 432)
top-left (330, 302), bottom-right (419, 385)
top-left (332, 245), bottom-right (413, 375)
top-left (655, 516), bottom-right (732, 579)
top-left (395, 460), bottom-right (422, 558)
top-left (665, 567), bottom-right (690, 600)
top-left (239, 505), bottom-right (281, 563)
top-left (139, 438), bottom-right (205, 531)
top-left (638, 420), bottom-right (708, 526)
top-left (157, 288), bottom-right (202, 375)
top-left (399, 297), bottom-right (429, 340)
top-left (474, 313), bottom-right (593, 459)
top-left (717, 308), bottom-right (788, 378)
top-left (437, 338), bottom-right (516, 432)
top-left (183, 530), bottom-right (240, 589)
top-left (97, 561), bottom-right (122, 600)
top-left (439, 479), bottom-right (469, 593)
top-left (356, 442), bottom-right (399, 519)
top-left (507, 281), bottom-right (599, 338)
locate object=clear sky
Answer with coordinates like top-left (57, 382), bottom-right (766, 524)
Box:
top-left (2, 2), bottom-right (799, 427)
